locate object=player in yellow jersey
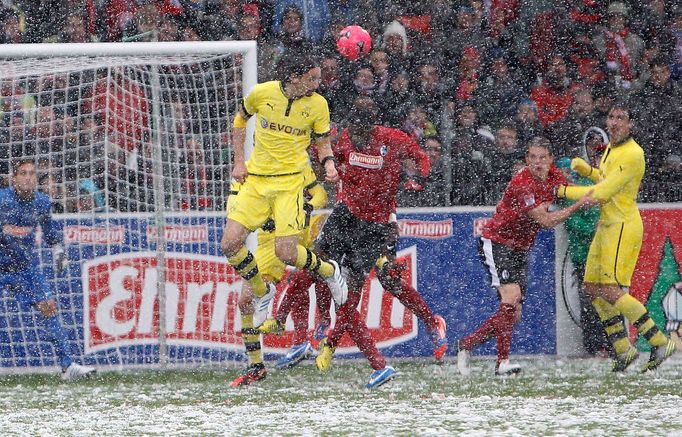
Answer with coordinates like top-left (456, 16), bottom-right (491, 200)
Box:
top-left (557, 103), bottom-right (675, 372)
top-left (220, 53), bottom-right (348, 340)
top-left (229, 164), bottom-right (329, 387)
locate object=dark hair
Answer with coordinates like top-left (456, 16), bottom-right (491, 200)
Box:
top-left (495, 118), bottom-right (517, 133)
top-left (276, 52), bottom-right (319, 81)
top-left (347, 105), bottom-right (378, 126)
top-left (526, 136), bottom-right (552, 153)
top-left (11, 158), bottom-right (35, 175)
top-left (609, 100), bottom-right (632, 121)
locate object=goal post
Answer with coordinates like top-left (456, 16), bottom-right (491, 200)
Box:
top-left (0, 41), bottom-right (257, 374)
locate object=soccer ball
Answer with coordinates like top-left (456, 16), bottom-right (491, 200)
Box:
top-left (336, 25), bottom-right (372, 61)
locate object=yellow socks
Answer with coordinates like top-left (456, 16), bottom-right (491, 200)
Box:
top-left (295, 245), bottom-right (334, 278)
top-left (228, 246), bottom-right (267, 297)
top-left (241, 314), bottom-right (263, 365)
top-left (592, 298), bottom-right (630, 355)
top-left (614, 294), bottom-right (668, 347)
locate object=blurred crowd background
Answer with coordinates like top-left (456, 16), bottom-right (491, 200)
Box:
top-left (1, 0), bottom-right (681, 213)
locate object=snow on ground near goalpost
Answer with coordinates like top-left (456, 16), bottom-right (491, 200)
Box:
top-left (0, 356), bottom-right (681, 436)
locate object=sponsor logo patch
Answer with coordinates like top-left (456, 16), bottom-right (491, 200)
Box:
top-left (349, 152), bottom-right (383, 169)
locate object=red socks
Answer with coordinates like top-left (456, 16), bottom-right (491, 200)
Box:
top-left (395, 284), bottom-right (437, 332)
top-left (460, 303), bottom-right (516, 364)
top-left (327, 289), bottom-right (386, 370)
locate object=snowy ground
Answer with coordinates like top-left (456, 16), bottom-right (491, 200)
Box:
top-left (1, 356), bottom-right (681, 436)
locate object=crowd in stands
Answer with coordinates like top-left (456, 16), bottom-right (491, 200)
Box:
top-left (1, 0), bottom-right (681, 213)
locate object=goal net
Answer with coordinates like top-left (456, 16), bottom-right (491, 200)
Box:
top-left (0, 42), bottom-right (257, 373)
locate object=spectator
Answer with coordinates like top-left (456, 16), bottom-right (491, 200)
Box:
top-left (266, 6), bottom-right (315, 80)
top-left (474, 50), bottom-right (525, 128)
top-left (398, 135), bottom-right (447, 207)
top-left (402, 105), bottom-right (437, 143)
top-left (629, 55), bottom-right (682, 201)
top-left (569, 35), bottom-right (607, 90)
top-left (487, 122), bottom-right (524, 200)
top-left (549, 88), bottom-right (601, 158)
top-left (157, 16), bottom-right (180, 42)
top-left (236, 9), bottom-right (276, 81)
top-left (369, 50), bottom-right (391, 97)
top-left (1, 9), bottom-right (24, 44)
top-left (176, 0), bottom-right (241, 41)
top-left (273, 0), bottom-right (330, 44)
top-left (592, 2), bottom-right (645, 90)
top-left (530, 53), bottom-right (579, 128)
top-left (669, 6), bottom-right (682, 81)
top-left (453, 46), bottom-right (483, 103)
top-left (39, 172), bottom-right (65, 214)
top-left (448, 103), bottom-right (490, 205)
top-left (379, 71), bottom-right (413, 128)
top-left (318, 56), bottom-right (345, 120)
top-left (413, 61), bottom-right (447, 118)
top-left (317, 16), bottom-right (346, 57)
top-left (439, 6), bottom-right (487, 81)
top-left (514, 99), bottom-right (543, 148)
top-left (61, 14), bottom-right (95, 43)
top-left (327, 0), bottom-right (380, 37)
top-left (381, 20), bottom-right (412, 73)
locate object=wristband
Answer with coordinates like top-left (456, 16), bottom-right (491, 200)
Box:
top-left (320, 156), bottom-right (337, 166)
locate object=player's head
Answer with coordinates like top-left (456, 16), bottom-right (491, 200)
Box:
top-left (606, 101), bottom-right (632, 145)
top-left (347, 101), bottom-right (378, 145)
top-left (11, 158), bottom-right (38, 198)
top-left (277, 52), bottom-right (321, 98)
top-left (525, 136), bottom-right (553, 180)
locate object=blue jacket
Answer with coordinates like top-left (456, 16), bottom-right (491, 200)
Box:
top-left (0, 187), bottom-right (61, 273)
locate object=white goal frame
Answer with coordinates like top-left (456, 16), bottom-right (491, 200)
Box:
top-left (0, 41), bottom-right (257, 374)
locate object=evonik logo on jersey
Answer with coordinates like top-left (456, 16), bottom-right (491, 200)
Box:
top-left (82, 252), bottom-right (243, 354)
top-left (261, 246), bottom-right (420, 354)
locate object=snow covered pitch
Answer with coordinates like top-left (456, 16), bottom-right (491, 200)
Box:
top-left (0, 356), bottom-right (680, 435)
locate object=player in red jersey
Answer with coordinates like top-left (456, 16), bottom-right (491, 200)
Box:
top-left (314, 102), bottom-right (433, 388)
top-left (457, 137), bottom-right (596, 376)
top-left (263, 216), bottom-right (449, 369)
top-left (260, 99), bottom-right (446, 380)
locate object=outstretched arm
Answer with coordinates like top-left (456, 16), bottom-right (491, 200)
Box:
top-left (558, 155), bottom-right (639, 203)
top-left (527, 193), bottom-right (595, 228)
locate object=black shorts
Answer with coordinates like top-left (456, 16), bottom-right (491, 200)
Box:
top-left (316, 203), bottom-right (392, 277)
top-left (478, 237), bottom-right (529, 295)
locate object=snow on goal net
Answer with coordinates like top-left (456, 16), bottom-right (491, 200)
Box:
top-left (0, 42), bottom-right (257, 373)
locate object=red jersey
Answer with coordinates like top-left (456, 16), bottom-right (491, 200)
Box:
top-left (335, 126), bottom-right (430, 223)
top-left (482, 166), bottom-right (567, 250)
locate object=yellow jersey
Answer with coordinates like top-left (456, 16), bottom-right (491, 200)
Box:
top-left (563, 137), bottom-right (645, 225)
top-left (243, 81), bottom-right (330, 176)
